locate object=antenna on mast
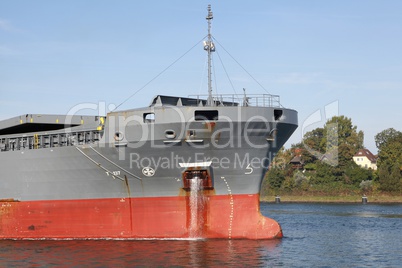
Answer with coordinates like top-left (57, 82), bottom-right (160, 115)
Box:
top-left (204, 4), bottom-right (215, 106)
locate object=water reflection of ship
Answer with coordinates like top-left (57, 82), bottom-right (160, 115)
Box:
top-left (186, 239), bottom-right (282, 267)
top-left (0, 240), bottom-right (282, 266)
top-left (0, 5), bottom-right (297, 239)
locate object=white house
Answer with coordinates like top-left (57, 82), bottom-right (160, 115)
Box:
top-left (353, 149), bottom-right (377, 170)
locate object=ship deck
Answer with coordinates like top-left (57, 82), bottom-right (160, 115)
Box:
top-left (0, 114), bottom-right (103, 152)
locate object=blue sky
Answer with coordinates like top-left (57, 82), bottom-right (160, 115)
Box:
top-left (1, 0), bottom-right (402, 153)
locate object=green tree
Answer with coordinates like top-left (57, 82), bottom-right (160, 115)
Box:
top-left (344, 161), bottom-right (373, 186)
top-left (375, 128), bottom-right (402, 169)
top-left (310, 161), bottom-right (336, 184)
top-left (300, 115), bottom-right (365, 192)
top-left (379, 164), bottom-right (401, 192)
top-left (375, 128), bottom-right (401, 151)
top-left (375, 128), bottom-right (402, 192)
top-left (322, 116), bottom-right (364, 166)
top-left (302, 116), bottom-right (363, 168)
top-left (266, 167), bottom-right (286, 190)
top-left (271, 147), bottom-right (293, 169)
top-left (293, 170), bottom-right (310, 191)
top-left (302, 128), bottom-right (324, 163)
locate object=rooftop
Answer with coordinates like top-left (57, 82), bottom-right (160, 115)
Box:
top-left (354, 148), bottom-right (377, 163)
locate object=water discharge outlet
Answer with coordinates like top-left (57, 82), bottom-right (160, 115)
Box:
top-left (182, 169), bottom-right (213, 191)
top-left (182, 170), bottom-right (213, 238)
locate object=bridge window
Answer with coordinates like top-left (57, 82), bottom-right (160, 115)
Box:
top-left (274, 109), bottom-right (283, 121)
top-left (195, 110), bottom-right (218, 121)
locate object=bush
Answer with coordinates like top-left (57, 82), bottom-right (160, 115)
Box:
top-left (344, 162), bottom-right (373, 186)
top-left (359, 180), bottom-right (373, 193)
top-left (266, 168), bottom-right (285, 190)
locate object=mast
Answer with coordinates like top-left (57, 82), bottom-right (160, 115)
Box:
top-left (204, 5), bottom-right (215, 106)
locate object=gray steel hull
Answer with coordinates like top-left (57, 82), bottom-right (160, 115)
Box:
top-left (1, 121), bottom-right (297, 201)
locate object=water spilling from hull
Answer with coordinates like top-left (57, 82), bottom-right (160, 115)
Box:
top-left (189, 177), bottom-right (206, 238)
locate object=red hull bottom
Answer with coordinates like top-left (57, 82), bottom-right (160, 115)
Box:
top-left (0, 194), bottom-right (282, 240)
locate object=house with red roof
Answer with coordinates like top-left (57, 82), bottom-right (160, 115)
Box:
top-left (353, 149), bottom-right (377, 170)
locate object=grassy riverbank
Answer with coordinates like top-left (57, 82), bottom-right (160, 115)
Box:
top-left (261, 195), bottom-right (402, 203)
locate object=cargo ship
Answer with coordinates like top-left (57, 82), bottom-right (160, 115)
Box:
top-left (0, 6), bottom-right (297, 239)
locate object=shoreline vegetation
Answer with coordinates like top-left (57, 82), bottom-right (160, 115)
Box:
top-left (261, 118), bottom-right (402, 202)
top-left (260, 195), bottom-right (402, 203)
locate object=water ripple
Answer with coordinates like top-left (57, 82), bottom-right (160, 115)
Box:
top-left (1, 203), bottom-right (401, 267)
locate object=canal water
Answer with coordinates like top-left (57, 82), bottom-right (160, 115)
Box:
top-left (1, 203), bottom-right (401, 267)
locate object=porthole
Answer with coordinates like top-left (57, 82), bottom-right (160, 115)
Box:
top-left (114, 131), bottom-right (124, 141)
top-left (165, 130), bottom-right (176, 139)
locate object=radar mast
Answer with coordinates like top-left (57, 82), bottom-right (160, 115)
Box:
top-left (204, 5), bottom-right (215, 106)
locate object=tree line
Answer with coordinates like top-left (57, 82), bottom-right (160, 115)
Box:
top-left (262, 116), bottom-right (402, 196)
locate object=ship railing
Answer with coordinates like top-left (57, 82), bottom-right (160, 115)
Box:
top-left (0, 130), bottom-right (102, 152)
top-left (189, 93), bottom-right (281, 107)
